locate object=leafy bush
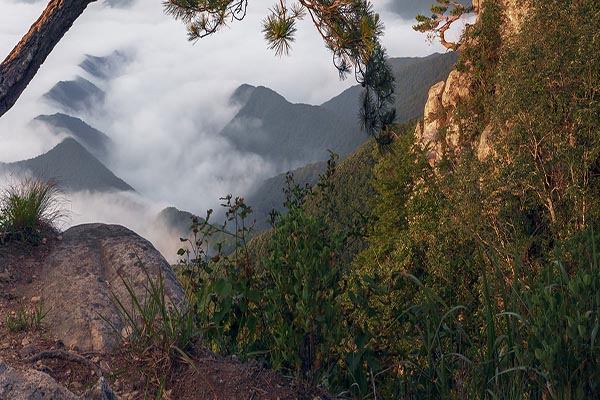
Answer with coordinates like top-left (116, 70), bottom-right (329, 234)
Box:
top-left (177, 195), bottom-right (265, 356)
top-left (526, 258), bottom-right (600, 398)
top-left (0, 178), bottom-right (64, 243)
top-left (263, 171), bottom-right (345, 383)
top-left (177, 155), bottom-right (350, 387)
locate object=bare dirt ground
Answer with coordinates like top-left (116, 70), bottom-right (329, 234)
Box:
top-left (0, 232), bottom-right (331, 399)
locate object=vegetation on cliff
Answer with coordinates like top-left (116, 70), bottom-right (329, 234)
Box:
top-left (2, 0), bottom-right (598, 398)
top-left (176, 0), bottom-right (600, 398)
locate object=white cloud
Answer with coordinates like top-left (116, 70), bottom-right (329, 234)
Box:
top-left (0, 0), bottom-right (457, 258)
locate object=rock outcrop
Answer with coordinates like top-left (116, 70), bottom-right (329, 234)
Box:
top-left (30, 223), bottom-right (184, 353)
top-left (415, 0), bottom-right (526, 164)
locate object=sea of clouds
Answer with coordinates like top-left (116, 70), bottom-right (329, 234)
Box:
top-left (0, 0), bottom-right (465, 260)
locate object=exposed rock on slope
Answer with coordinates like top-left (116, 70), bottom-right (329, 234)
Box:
top-left (31, 224), bottom-right (184, 353)
top-left (415, 0), bottom-right (526, 164)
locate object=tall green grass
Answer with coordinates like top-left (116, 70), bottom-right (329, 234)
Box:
top-left (105, 267), bottom-right (197, 398)
top-left (386, 240), bottom-right (600, 400)
top-left (0, 178), bottom-right (64, 242)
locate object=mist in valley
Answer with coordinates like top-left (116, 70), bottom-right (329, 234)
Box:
top-left (0, 0), bottom-right (457, 260)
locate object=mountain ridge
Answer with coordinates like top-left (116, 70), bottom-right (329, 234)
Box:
top-left (0, 138), bottom-right (133, 193)
top-left (222, 52), bottom-right (458, 172)
top-left (33, 113), bottom-right (113, 162)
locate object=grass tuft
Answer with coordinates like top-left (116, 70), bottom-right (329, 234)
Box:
top-left (7, 299), bottom-right (46, 332)
top-left (104, 265), bottom-right (197, 398)
top-left (0, 178), bottom-right (65, 243)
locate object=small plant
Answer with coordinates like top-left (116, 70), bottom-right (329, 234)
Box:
top-left (7, 299), bottom-right (46, 332)
top-left (0, 178), bottom-right (65, 243)
top-left (106, 266), bottom-right (197, 397)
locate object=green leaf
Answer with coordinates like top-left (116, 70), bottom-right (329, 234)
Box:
top-left (215, 279), bottom-right (233, 298)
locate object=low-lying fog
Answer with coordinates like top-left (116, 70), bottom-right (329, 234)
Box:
top-left (0, 0), bottom-right (466, 261)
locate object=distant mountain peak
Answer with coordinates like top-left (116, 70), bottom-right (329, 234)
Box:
top-left (237, 86), bottom-right (290, 118)
top-left (50, 136), bottom-right (88, 153)
top-left (33, 113), bottom-right (112, 162)
top-left (43, 76), bottom-right (105, 113)
top-left (230, 84), bottom-right (256, 106)
top-left (0, 138), bottom-right (133, 193)
top-left (251, 86), bottom-right (287, 102)
top-left (220, 83), bottom-right (362, 169)
top-left (79, 51), bottom-right (129, 80)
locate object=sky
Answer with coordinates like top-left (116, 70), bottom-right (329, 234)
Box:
top-left (0, 0), bottom-right (471, 260)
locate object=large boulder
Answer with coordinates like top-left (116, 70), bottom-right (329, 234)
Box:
top-left (30, 224), bottom-right (184, 353)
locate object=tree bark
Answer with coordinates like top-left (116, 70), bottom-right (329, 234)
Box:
top-left (0, 0), bottom-right (97, 118)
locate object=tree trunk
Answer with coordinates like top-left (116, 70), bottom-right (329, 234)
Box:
top-left (0, 0), bottom-right (97, 118)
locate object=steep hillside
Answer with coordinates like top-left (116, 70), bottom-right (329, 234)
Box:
top-left (348, 1), bottom-right (600, 396)
top-left (245, 160), bottom-right (327, 232)
top-left (246, 139), bottom-right (377, 265)
top-left (0, 138), bottom-right (133, 192)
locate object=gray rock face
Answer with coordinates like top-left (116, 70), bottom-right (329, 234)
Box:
top-left (0, 362), bottom-right (79, 400)
top-left (34, 224), bottom-right (184, 353)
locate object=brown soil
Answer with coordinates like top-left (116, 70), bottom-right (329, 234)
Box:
top-left (0, 231), bottom-right (333, 400)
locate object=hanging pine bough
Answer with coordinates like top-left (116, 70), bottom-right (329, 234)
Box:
top-left (359, 44), bottom-right (396, 145)
top-left (163, 0), bottom-right (250, 39)
top-left (164, 0), bottom-right (382, 76)
top-left (164, 0), bottom-right (397, 143)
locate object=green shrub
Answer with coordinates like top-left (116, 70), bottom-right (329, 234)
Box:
top-left (262, 173), bottom-right (345, 383)
top-left (177, 195), bottom-right (265, 356)
top-left (0, 178), bottom-right (64, 243)
top-left (525, 260), bottom-right (600, 398)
